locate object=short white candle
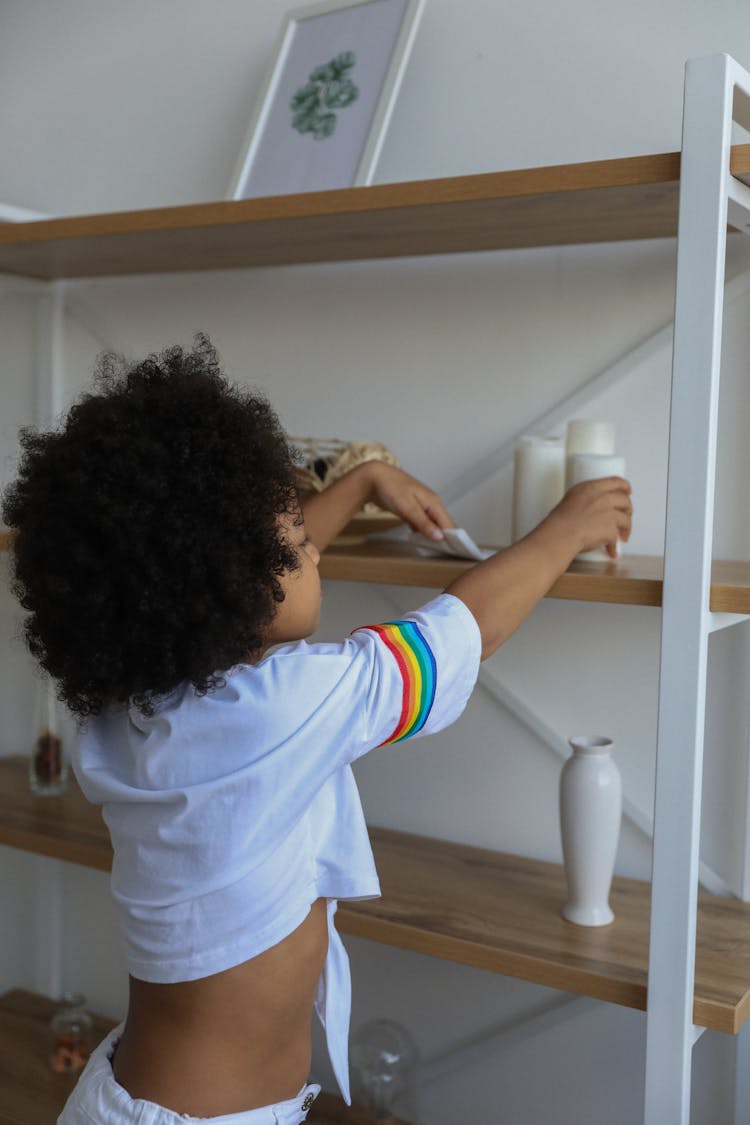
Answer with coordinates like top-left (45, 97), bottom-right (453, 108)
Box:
top-left (566, 452), bottom-right (626, 561)
top-left (565, 420), bottom-right (616, 488)
top-left (566, 420), bottom-right (616, 455)
top-left (512, 436), bottom-right (565, 542)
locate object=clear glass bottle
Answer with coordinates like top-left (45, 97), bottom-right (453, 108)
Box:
top-left (350, 1018), bottom-right (420, 1123)
top-left (29, 672), bottom-right (68, 796)
top-left (49, 992), bottom-right (93, 1073)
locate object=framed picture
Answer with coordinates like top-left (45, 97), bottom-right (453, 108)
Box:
top-left (227, 0), bottom-right (425, 199)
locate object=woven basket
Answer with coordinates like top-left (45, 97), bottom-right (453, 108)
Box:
top-left (290, 437), bottom-right (402, 544)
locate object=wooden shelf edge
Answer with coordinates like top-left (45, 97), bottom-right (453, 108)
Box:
top-left (0, 826), bottom-right (111, 872)
top-left (730, 991), bottom-right (750, 1035)
top-left (1, 146), bottom-right (748, 248)
top-left (0, 152), bottom-right (686, 244)
top-left (0, 146), bottom-right (747, 279)
top-left (4, 531), bottom-right (750, 610)
top-left (335, 909), bottom-right (647, 1012)
top-left (337, 916), bottom-right (750, 1039)
top-left (342, 826), bottom-right (750, 1036)
top-left (319, 545), bottom-right (750, 613)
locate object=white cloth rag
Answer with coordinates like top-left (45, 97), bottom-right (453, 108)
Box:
top-left (411, 527), bottom-right (495, 561)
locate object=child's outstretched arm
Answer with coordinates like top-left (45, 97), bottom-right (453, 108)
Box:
top-left (446, 477), bottom-right (633, 661)
top-left (301, 462), bottom-right (455, 551)
top-left (301, 461), bottom-right (632, 661)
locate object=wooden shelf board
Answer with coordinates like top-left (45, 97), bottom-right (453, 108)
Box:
top-left (0, 989), bottom-right (117, 1125)
top-left (0, 756), bottom-right (111, 872)
top-left (3, 531), bottom-right (750, 610)
top-left (339, 828), bottom-right (750, 1035)
top-left (0, 147), bottom-right (748, 280)
top-left (2, 757), bottom-right (750, 1033)
top-left (319, 541), bottom-right (750, 613)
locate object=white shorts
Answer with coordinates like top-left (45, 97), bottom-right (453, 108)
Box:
top-left (57, 1022), bottom-right (322, 1124)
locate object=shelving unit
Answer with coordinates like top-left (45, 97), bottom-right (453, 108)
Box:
top-left (2, 51), bottom-right (750, 1125)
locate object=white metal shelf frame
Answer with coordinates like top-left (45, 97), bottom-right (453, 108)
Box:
top-left (645, 53), bottom-right (750, 1125)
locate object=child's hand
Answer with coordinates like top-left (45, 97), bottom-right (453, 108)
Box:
top-left (544, 477), bottom-right (633, 559)
top-left (369, 463), bottom-right (456, 542)
top-left (445, 476), bottom-right (633, 661)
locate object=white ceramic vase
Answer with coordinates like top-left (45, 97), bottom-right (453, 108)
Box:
top-left (559, 736), bottom-right (622, 926)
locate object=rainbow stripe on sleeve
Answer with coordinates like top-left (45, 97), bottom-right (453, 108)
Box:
top-left (355, 621), bottom-right (437, 745)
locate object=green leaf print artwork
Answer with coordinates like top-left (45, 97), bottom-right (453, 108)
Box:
top-left (290, 51), bottom-right (359, 140)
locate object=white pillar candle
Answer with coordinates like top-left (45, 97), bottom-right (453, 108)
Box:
top-left (566, 452), bottom-right (626, 561)
top-left (566, 419), bottom-right (616, 455)
top-left (512, 436), bottom-right (565, 543)
top-left (565, 420), bottom-right (616, 488)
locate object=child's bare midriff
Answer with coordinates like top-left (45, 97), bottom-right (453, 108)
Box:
top-left (111, 897), bottom-right (329, 1116)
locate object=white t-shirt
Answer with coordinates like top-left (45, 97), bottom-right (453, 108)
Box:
top-left (73, 592), bottom-right (482, 1103)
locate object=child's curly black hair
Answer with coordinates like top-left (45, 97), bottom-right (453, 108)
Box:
top-left (2, 334), bottom-right (301, 719)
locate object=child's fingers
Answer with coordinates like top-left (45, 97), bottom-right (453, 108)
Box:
top-left (613, 504), bottom-right (633, 535)
top-left (423, 498), bottom-right (457, 531)
top-left (404, 495), bottom-right (447, 541)
top-left (598, 476), bottom-right (631, 493)
top-left (608, 509), bottom-right (633, 554)
top-left (413, 511), bottom-right (445, 541)
top-left (374, 470), bottom-right (455, 540)
top-left (577, 476), bottom-right (632, 498)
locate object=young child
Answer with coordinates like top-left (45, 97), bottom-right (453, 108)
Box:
top-left (2, 336), bottom-right (631, 1125)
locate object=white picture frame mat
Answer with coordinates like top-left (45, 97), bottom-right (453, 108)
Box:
top-left (228, 0), bottom-right (425, 199)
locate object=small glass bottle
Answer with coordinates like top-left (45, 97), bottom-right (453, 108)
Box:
top-left (29, 672), bottom-right (68, 796)
top-left (49, 993), bottom-right (93, 1074)
top-left (350, 1018), bottom-right (419, 1123)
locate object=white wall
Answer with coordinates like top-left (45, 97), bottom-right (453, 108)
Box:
top-left (2, 2), bottom-right (750, 1121)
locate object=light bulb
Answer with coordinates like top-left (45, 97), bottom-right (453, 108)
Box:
top-left (350, 1018), bottom-right (419, 1121)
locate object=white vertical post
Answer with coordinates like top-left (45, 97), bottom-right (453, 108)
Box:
top-left (31, 281), bottom-right (67, 1000)
top-left (734, 624), bottom-right (750, 1121)
top-left (734, 1021), bottom-right (750, 1125)
top-left (34, 281), bottom-right (65, 423)
top-left (644, 54), bottom-right (737, 1125)
top-left (32, 857), bottom-right (65, 1000)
